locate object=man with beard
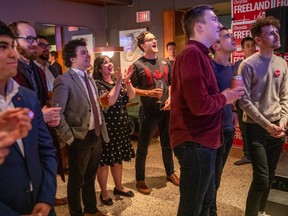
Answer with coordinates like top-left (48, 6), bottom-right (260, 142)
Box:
top-left (34, 35), bottom-right (68, 206)
top-left (238, 16), bottom-right (288, 216)
top-left (8, 21), bottom-right (60, 127)
top-left (35, 36), bottom-right (58, 91)
top-left (131, 31), bottom-right (179, 195)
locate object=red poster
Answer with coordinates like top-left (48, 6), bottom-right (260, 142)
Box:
top-left (232, 0), bottom-right (288, 24)
top-left (232, 23), bottom-right (254, 63)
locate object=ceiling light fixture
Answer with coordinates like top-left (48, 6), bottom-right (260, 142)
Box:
top-left (94, 0), bottom-right (123, 57)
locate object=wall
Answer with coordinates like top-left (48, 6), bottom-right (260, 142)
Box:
top-left (0, 0), bottom-right (106, 46)
top-left (107, 0), bottom-right (230, 58)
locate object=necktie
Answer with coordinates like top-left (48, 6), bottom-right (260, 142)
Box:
top-left (27, 68), bottom-right (38, 97)
top-left (84, 73), bottom-right (101, 136)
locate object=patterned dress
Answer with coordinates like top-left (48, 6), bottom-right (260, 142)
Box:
top-left (96, 79), bottom-right (135, 166)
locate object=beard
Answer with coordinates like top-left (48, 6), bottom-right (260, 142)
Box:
top-left (17, 44), bottom-right (38, 60)
top-left (39, 52), bottom-right (49, 61)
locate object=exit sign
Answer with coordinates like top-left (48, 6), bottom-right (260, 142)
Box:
top-left (136, 10), bottom-right (151, 23)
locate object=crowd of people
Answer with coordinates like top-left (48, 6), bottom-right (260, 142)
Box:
top-left (0, 3), bottom-right (287, 216)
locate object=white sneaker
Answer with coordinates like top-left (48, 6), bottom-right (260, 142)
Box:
top-left (258, 212), bottom-right (271, 216)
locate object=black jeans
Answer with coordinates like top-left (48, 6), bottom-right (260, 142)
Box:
top-left (135, 110), bottom-right (174, 181)
top-left (245, 123), bottom-right (284, 216)
top-left (236, 102), bottom-right (250, 159)
top-left (67, 130), bottom-right (102, 216)
top-left (210, 130), bottom-right (235, 216)
top-left (174, 142), bottom-right (217, 216)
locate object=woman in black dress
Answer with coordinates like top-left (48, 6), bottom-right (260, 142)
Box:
top-left (93, 56), bottom-right (135, 206)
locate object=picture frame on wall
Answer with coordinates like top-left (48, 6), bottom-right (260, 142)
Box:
top-left (119, 28), bottom-right (147, 72)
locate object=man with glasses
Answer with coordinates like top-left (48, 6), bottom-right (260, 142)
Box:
top-left (34, 35), bottom-right (68, 206)
top-left (209, 27), bottom-right (237, 216)
top-left (8, 21), bottom-right (60, 127)
top-left (34, 35), bottom-right (57, 92)
top-left (131, 31), bottom-right (179, 195)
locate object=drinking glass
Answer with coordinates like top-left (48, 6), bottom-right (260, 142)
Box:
top-left (99, 90), bottom-right (110, 110)
top-left (155, 80), bottom-right (164, 104)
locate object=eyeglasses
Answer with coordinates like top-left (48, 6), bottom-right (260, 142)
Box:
top-left (143, 37), bottom-right (158, 43)
top-left (16, 36), bottom-right (39, 44)
top-left (38, 42), bottom-right (51, 50)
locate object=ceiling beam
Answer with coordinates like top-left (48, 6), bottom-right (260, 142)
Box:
top-left (65, 0), bottom-right (132, 6)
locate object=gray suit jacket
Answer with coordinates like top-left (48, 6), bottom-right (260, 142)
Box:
top-left (52, 69), bottom-right (109, 144)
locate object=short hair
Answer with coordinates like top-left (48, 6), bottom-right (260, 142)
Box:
top-left (62, 38), bottom-right (87, 68)
top-left (182, 4), bottom-right (214, 38)
top-left (38, 35), bottom-right (48, 41)
top-left (209, 27), bottom-right (228, 54)
top-left (0, 20), bottom-right (14, 39)
top-left (250, 16), bottom-right (280, 38)
top-left (8, 21), bottom-right (33, 37)
top-left (50, 50), bottom-right (58, 59)
top-left (240, 37), bottom-right (255, 48)
top-left (93, 55), bottom-right (112, 80)
top-left (137, 31), bottom-right (151, 52)
top-left (166, 42), bottom-right (176, 49)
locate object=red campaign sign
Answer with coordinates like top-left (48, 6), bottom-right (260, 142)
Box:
top-left (232, 0), bottom-right (288, 24)
top-left (231, 23), bottom-right (253, 63)
top-left (233, 23), bottom-right (253, 45)
top-left (232, 51), bottom-right (245, 64)
top-left (284, 53), bottom-right (288, 62)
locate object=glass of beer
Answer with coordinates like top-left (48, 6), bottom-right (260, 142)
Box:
top-left (99, 90), bottom-right (110, 110)
top-left (46, 91), bottom-right (53, 107)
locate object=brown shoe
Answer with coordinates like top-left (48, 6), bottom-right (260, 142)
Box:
top-left (166, 174), bottom-right (180, 186)
top-left (54, 197), bottom-right (68, 206)
top-left (136, 180), bottom-right (152, 195)
top-left (84, 211), bottom-right (106, 216)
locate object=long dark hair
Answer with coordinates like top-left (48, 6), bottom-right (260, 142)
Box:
top-left (93, 55), bottom-right (112, 80)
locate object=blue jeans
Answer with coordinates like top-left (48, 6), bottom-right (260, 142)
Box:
top-left (135, 109), bottom-right (174, 181)
top-left (210, 130), bottom-right (235, 216)
top-left (245, 123), bottom-right (284, 216)
top-left (174, 142), bottom-right (217, 216)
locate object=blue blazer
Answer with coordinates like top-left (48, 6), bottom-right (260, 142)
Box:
top-left (0, 87), bottom-right (57, 215)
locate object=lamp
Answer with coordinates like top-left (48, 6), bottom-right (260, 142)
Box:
top-left (94, 1), bottom-right (123, 57)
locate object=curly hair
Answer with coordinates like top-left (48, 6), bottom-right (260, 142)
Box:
top-left (251, 16), bottom-right (280, 38)
top-left (182, 4), bottom-right (213, 38)
top-left (137, 31), bottom-right (151, 52)
top-left (62, 38), bottom-right (87, 68)
top-left (93, 55), bottom-right (112, 80)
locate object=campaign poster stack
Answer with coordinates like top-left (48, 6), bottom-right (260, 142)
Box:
top-left (231, 0), bottom-right (288, 150)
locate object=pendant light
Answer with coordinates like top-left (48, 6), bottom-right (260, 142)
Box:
top-left (94, 0), bottom-right (123, 57)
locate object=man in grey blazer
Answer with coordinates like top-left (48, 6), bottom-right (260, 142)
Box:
top-left (52, 38), bottom-right (109, 216)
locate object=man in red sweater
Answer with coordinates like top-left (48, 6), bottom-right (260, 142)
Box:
top-left (170, 4), bottom-right (244, 216)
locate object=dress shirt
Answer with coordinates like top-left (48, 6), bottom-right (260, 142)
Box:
top-left (71, 68), bottom-right (102, 129)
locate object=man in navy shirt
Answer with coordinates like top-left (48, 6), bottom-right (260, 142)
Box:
top-left (210, 27), bottom-right (237, 216)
